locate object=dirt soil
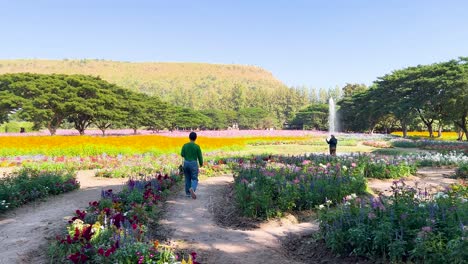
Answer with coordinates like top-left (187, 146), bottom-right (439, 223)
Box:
top-left (367, 167), bottom-right (458, 196)
top-left (159, 175), bottom-right (318, 264)
top-left (0, 170), bottom-right (126, 264)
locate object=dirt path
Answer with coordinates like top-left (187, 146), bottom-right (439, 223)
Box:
top-left (0, 170), bottom-right (126, 264)
top-left (368, 167), bottom-right (458, 196)
top-left (160, 175), bottom-right (318, 264)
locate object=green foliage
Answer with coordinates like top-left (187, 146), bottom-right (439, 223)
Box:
top-left (338, 58), bottom-right (468, 139)
top-left (0, 167), bottom-right (79, 213)
top-left (238, 107), bottom-right (275, 129)
top-left (0, 59), bottom-right (312, 127)
top-left (289, 103), bottom-right (328, 130)
top-left (391, 140), bottom-right (420, 148)
top-left (0, 121), bottom-right (34, 133)
top-left (455, 163), bottom-right (468, 178)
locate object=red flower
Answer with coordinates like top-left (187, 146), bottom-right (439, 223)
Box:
top-left (132, 223), bottom-right (138, 230)
top-left (103, 207), bottom-right (111, 215)
top-left (73, 227), bottom-right (80, 241)
top-left (81, 225), bottom-right (94, 241)
top-left (67, 252), bottom-right (88, 264)
top-left (98, 248), bottom-right (105, 255)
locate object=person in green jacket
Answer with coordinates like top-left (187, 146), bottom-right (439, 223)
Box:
top-left (181, 132), bottom-right (203, 199)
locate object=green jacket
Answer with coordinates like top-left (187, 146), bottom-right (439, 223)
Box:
top-left (181, 141), bottom-right (203, 166)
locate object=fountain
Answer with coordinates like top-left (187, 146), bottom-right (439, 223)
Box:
top-left (328, 97), bottom-right (335, 134)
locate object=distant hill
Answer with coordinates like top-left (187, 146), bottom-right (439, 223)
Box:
top-left (0, 59), bottom-right (297, 112)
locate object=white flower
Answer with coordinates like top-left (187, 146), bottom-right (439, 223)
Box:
top-left (318, 204), bottom-right (325, 210)
top-left (419, 203), bottom-right (426, 208)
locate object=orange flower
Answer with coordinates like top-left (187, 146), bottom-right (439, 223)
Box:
top-left (153, 240), bottom-right (159, 248)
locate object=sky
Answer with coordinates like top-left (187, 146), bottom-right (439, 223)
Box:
top-left (0, 0), bottom-right (467, 88)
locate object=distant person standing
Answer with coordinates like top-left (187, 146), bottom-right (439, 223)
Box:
top-left (181, 132), bottom-right (203, 199)
top-left (326, 135), bottom-right (338, 156)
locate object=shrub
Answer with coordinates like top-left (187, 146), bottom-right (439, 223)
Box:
top-left (391, 140), bottom-right (420, 148)
top-left (0, 168), bottom-right (79, 213)
top-left (318, 182), bottom-right (468, 263)
top-left (455, 163), bottom-right (468, 179)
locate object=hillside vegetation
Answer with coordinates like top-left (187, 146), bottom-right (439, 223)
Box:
top-left (0, 60), bottom-right (306, 118)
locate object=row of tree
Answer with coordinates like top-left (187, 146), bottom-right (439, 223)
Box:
top-left (0, 60), bottom-right (318, 125)
top-left (0, 73), bottom-right (318, 134)
top-left (338, 58), bottom-right (468, 140)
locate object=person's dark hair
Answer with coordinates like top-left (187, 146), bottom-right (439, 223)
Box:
top-left (189, 132), bottom-right (197, 141)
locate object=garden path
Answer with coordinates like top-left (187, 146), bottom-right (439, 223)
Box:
top-left (160, 175), bottom-right (318, 264)
top-left (0, 170), bottom-right (126, 264)
top-left (367, 167), bottom-right (458, 196)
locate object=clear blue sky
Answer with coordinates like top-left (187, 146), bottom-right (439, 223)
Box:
top-left (1, 0), bottom-right (467, 88)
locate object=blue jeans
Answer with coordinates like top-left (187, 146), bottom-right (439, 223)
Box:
top-left (183, 160), bottom-right (199, 195)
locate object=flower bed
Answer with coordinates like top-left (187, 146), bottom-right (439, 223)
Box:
top-left (233, 154), bottom-right (367, 218)
top-left (419, 140), bottom-right (468, 154)
top-left (49, 172), bottom-right (199, 263)
top-left (318, 181), bottom-right (468, 263)
top-left (0, 168), bottom-right (79, 213)
top-left (362, 140), bottom-right (392, 148)
top-left (353, 155), bottom-right (417, 179)
top-left (407, 152), bottom-right (468, 167)
top-left (228, 154), bottom-right (417, 180)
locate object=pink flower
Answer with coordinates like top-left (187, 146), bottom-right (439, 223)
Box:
top-left (421, 226), bottom-right (432, 232)
top-left (351, 163), bottom-right (357, 168)
top-left (368, 212), bottom-right (377, 220)
top-left (293, 178), bottom-right (300, 184)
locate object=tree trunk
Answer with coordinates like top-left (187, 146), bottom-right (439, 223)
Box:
top-left (133, 128), bottom-right (137, 135)
top-left (402, 119), bottom-right (408, 138)
top-left (427, 125), bottom-right (434, 137)
top-left (437, 122), bottom-right (443, 138)
top-left (454, 114), bottom-right (468, 141)
top-left (462, 127), bottom-right (468, 141)
top-left (47, 125), bottom-right (57, 136)
top-left (101, 129), bottom-right (106, 136)
top-left (416, 109), bottom-right (434, 137)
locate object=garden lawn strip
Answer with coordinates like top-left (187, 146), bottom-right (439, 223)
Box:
top-left (0, 170), bottom-right (125, 264)
top-left (159, 175), bottom-right (318, 264)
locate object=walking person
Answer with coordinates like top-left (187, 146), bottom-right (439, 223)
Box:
top-left (181, 132), bottom-right (203, 199)
top-left (326, 134), bottom-right (338, 156)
